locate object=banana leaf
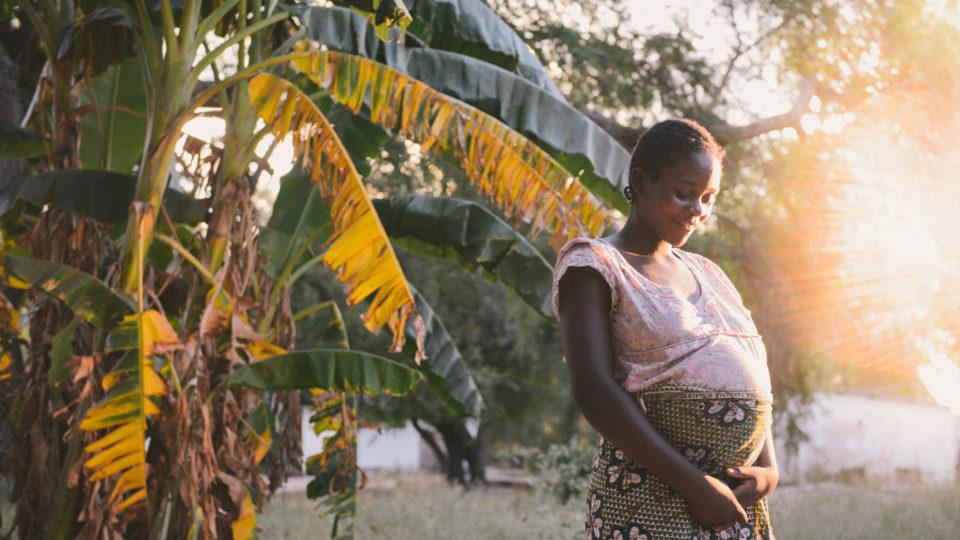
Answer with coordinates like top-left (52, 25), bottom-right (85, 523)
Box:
top-left (374, 195), bottom-right (554, 319)
top-left (78, 57), bottom-right (147, 174)
top-left (0, 120), bottom-right (44, 159)
top-left (404, 0), bottom-right (564, 99)
top-left (227, 349), bottom-right (421, 394)
top-left (405, 284), bottom-right (483, 417)
top-left (332, 0), bottom-right (411, 41)
top-left (1, 254), bottom-right (133, 328)
top-left (295, 6), bottom-right (629, 211)
top-left (57, 7), bottom-right (137, 78)
top-left (0, 170), bottom-right (206, 224)
top-left (260, 173), bottom-right (331, 279)
top-left (295, 1), bottom-right (562, 99)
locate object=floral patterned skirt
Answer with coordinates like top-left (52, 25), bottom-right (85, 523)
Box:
top-left (585, 383), bottom-right (775, 540)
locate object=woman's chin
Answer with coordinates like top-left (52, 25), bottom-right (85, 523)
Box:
top-left (667, 232), bottom-right (692, 247)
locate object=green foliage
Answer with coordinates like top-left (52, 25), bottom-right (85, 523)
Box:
top-left (78, 57), bottom-right (147, 173)
top-left (56, 7), bottom-right (136, 78)
top-left (404, 284), bottom-right (483, 417)
top-left (227, 349), bottom-right (422, 394)
top-left (0, 120), bottom-right (43, 159)
top-left (2, 254), bottom-right (133, 328)
top-left (517, 440), bottom-right (594, 504)
top-left (47, 320), bottom-right (78, 391)
top-left (494, 0), bottom-right (716, 124)
top-left (373, 195), bottom-right (555, 319)
top-left (260, 173), bottom-right (331, 279)
top-left (0, 170), bottom-right (206, 224)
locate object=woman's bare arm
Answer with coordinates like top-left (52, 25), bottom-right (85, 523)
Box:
top-left (557, 266), bottom-right (747, 529)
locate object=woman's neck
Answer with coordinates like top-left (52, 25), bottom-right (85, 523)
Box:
top-left (606, 209), bottom-right (675, 263)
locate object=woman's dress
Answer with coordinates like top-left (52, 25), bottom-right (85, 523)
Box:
top-left (551, 237), bottom-right (775, 540)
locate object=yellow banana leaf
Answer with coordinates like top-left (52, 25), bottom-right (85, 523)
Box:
top-left (248, 340), bottom-right (287, 361)
top-left (78, 310), bottom-right (175, 511)
top-left (0, 352), bottom-right (11, 381)
top-left (79, 204), bottom-right (174, 514)
top-left (248, 73), bottom-right (426, 362)
top-left (230, 493), bottom-right (256, 540)
top-left (289, 49), bottom-right (610, 248)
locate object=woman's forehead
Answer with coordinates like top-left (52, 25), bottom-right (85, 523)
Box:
top-left (667, 153), bottom-right (721, 187)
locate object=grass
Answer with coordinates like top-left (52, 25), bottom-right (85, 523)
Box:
top-left (259, 472), bottom-right (960, 540)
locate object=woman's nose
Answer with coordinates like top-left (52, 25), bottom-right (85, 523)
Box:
top-left (688, 199), bottom-right (706, 216)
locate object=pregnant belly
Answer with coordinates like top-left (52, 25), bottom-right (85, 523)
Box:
top-left (584, 383), bottom-right (774, 539)
top-left (636, 384), bottom-right (771, 479)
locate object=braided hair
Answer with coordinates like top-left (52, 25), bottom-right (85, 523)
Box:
top-left (625, 119), bottom-right (725, 202)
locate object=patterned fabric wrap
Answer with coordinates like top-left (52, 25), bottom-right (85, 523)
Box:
top-left (585, 383), bottom-right (774, 540)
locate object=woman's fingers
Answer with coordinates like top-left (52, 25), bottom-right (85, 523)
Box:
top-left (726, 466), bottom-right (757, 479)
top-left (736, 503), bottom-right (749, 524)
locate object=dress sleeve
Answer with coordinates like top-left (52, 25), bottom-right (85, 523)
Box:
top-left (551, 238), bottom-right (620, 322)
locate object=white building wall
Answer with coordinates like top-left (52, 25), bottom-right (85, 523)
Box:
top-left (301, 417), bottom-right (422, 471)
top-left (775, 393), bottom-right (960, 485)
top-left (356, 423), bottom-right (421, 470)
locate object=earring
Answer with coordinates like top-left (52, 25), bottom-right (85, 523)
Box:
top-left (623, 185), bottom-right (634, 202)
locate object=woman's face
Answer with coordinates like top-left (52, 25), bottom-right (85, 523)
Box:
top-left (632, 150), bottom-right (721, 247)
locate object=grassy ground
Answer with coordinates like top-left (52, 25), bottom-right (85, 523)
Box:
top-left (259, 472), bottom-right (960, 540)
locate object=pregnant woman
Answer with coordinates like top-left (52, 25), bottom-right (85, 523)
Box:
top-left (553, 119), bottom-right (777, 539)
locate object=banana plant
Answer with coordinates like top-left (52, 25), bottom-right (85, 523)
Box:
top-left (0, 0), bottom-right (616, 537)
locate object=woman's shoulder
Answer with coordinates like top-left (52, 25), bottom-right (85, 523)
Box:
top-left (554, 237), bottom-right (619, 271)
top-left (556, 236), bottom-right (609, 257)
top-left (551, 237), bottom-right (622, 320)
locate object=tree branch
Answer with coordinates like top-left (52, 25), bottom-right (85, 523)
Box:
top-left (585, 74), bottom-right (817, 149)
top-left (708, 14), bottom-right (794, 110)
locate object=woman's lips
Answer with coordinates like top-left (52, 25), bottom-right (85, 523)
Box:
top-left (675, 220), bottom-right (697, 232)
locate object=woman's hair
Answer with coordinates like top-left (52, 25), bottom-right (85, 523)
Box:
top-left (629, 118), bottom-right (725, 182)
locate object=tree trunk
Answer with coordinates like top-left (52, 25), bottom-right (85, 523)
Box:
top-left (435, 417), bottom-right (485, 484)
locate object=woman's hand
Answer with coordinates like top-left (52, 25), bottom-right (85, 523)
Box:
top-left (683, 474), bottom-right (749, 531)
top-left (726, 465), bottom-right (778, 509)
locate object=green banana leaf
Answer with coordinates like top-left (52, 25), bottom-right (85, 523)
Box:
top-left (0, 170), bottom-right (206, 224)
top-left (1, 254), bottom-right (134, 328)
top-left (259, 173), bottom-right (331, 279)
top-left (56, 7), bottom-right (137, 78)
top-left (405, 284), bottom-right (483, 417)
top-left (227, 349), bottom-right (421, 394)
top-left (295, 6), bottom-right (629, 211)
top-left (0, 120), bottom-right (44, 159)
top-left (373, 195), bottom-right (554, 319)
top-left (48, 320), bottom-right (78, 390)
top-left (79, 57), bottom-right (147, 174)
top-left (317, 96), bottom-right (390, 177)
top-left (296, 1), bottom-right (562, 99)
top-left (404, 0), bottom-right (564, 99)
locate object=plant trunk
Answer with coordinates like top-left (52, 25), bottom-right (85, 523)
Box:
top-left (434, 417), bottom-right (485, 484)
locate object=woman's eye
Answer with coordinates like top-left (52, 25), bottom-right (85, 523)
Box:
top-left (675, 190), bottom-right (693, 200)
